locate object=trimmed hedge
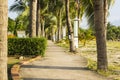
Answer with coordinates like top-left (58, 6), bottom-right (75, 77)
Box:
top-left (8, 38), bottom-right (47, 57)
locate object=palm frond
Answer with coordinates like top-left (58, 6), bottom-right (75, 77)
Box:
top-left (81, 0), bottom-right (94, 27)
top-left (108, 0), bottom-right (115, 9)
top-left (9, 0), bottom-right (27, 13)
top-left (81, 0), bottom-right (115, 27)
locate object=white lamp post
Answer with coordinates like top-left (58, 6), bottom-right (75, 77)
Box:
top-left (63, 26), bottom-right (66, 39)
top-left (74, 17), bottom-right (79, 48)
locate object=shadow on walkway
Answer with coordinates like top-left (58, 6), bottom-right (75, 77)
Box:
top-left (23, 78), bottom-right (74, 80)
top-left (21, 65), bottom-right (88, 71)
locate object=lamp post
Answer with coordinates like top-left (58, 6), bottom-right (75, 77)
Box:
top-left (74, 17), bottom-right (79, 48)
top-left (63, 26), bottom-right (66, 39)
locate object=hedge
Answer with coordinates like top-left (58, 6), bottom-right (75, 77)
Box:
top-left (8, 38), bottom-right (47, 57)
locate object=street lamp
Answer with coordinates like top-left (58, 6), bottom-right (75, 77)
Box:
top-left (74, 17), bottom-right (79, 48)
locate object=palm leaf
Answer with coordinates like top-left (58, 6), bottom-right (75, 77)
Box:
top-left (9, 0), bottom-right (27, 13)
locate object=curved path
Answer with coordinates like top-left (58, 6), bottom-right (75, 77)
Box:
top-left (20, 40), bottom-right (111, 80)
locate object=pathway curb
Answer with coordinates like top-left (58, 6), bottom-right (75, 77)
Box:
top-left (11, 56), bottom-right (41, 80)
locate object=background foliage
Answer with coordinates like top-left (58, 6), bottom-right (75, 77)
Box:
top-left (107, 23), bottom-right (120, 40)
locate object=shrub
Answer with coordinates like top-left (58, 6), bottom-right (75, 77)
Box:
top-left (8, 38), bottom-right (47, 57)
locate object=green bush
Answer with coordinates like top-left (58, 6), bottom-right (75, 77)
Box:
top-left (8, 38), bottom-right (47, 57)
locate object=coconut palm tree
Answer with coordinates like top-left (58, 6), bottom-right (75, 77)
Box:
top-left (81, 0), bottom-right (114, 27)
top-left (65, 0), bottom-right (75, 52)
top-left (104, 0), bottom-right (115, 38)
top-left (36, 0), bottom-right (41, 37)
top-left (45, 15), bottom-right (57, 41)
top-left (10, 0), bottom-right (38, 37)
top-left (38, 0), bottom-right (49, 37)
top-left (35, 0), bottom-right (48, 37)
top-left (10, 0), bottom-right (50, 37)
top-left (82, 0), bottom-right (115, 71)
top-left (9, 0), bottom-right (28, 13)
top-left (10, 0), bottom-right (30, 36)
top-left (29, 0), bottom-right (37, 37)
top-left (94, 0), bottom-right (108, 71)
top-left (0, 0), bottom-right (8, 80)
top-left (48, 0), bottom-right (64, 41)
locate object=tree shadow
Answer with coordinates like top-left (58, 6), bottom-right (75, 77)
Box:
top-left (23, 78), bottom-right (74, 80)
top-left (21, 65), bottom-right (88, 71)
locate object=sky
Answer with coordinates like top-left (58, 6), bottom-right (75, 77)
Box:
top-left (8, 0), bottom-right (120, 28)
top-left (108, 0), bottom-right (120, 26)
top-left (8, 0), bottom-right (18, 19)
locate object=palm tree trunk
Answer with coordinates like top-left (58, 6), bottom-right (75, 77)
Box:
top-left (36, 0), bottom-right (41, 37)
top-left (77, 0), bottom-right (81, 29)
top-left (0, 0), bottom-right (8, 80)
top-left (29, 0), bottom-right (37, 37)
top-left (57, 9), bottom-right (62, 41)
top-left (65, 0), bottom-right (75, 52)
top-left (41, 20), bottom-right (45, 37)
top-left (104, 0), bottom-right (108, 39)
top-left (14, 19), bottom-right (19, 36)
top-left (94, 0), bottom-right (108, 71)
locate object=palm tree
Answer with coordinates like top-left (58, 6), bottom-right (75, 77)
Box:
top-left (49, 0), bottom-right (65, 41)
top-left (82, 0), bottom-right (114, 71)
top-left (0, 0), bottom-right (8, 80)
top-left (36, 0), bottom-right (41, 37)
top-left (10, 0), bottom-right (38, 37)
top-left (9, 0), bottom-right (28, 13)
top-left (74, 0), bottom-right (81, 29)
top-left (56, 0), bottom-right (64, 41)
top-left (104, 0), bottom-right (108, 39)
top-left (104, 0), bottom-right (115, 38)
top-left (45, 15), bottom-right (57, 41)
top-left (10, 0), bottom-right (30, 36)
top-left (65, 0), bottom-right (75, 52)
top-left (29, 0), bottom-right (37, 37)
top-left (94, 0), bottom-right (108, 71)
top-left (74, 0), bottom-right (82, 19)
top-left (82, 0), bottom-right (114, 27)
top-left (38, 0), bottom-right (49, 37)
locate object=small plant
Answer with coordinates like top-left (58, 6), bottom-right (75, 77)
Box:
top-left (56, 39), bottom-right (69, 48)
top-left (87, 59), bottom-right (97, 70)
top-left (97, 70), bottom-right (112, 77)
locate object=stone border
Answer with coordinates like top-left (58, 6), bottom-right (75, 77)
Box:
top-left (11, 56), bottom-right (41, 80)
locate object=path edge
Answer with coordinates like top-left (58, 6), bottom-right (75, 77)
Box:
top-left (11, 56), bottom-right (41, 80)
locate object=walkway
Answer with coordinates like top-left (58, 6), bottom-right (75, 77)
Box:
top-left (20, 40), bottom-right (111, 80)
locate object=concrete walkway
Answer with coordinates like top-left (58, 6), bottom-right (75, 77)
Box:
top-left (20, 40), bottom-right (111, 80)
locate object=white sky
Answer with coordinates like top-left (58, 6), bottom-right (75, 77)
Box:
top-left (108, 0), bottom-right (120, 26)
top-left (8, 0), bottom-right (120, 28)
top-left (8, 0), bottom-right (18, 20)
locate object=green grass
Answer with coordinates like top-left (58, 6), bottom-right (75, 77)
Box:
top-left (56, 40), bottom-right (69, 48)
top-left (87, 59), bottom-right (97, 70)
top-left (107, 41), bottom-right (120, 48)
top-left (8, 57), bottom-right (20, 68)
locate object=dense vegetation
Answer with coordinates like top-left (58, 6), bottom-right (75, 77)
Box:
top-left (107, 23), bottom-right (120, 40)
